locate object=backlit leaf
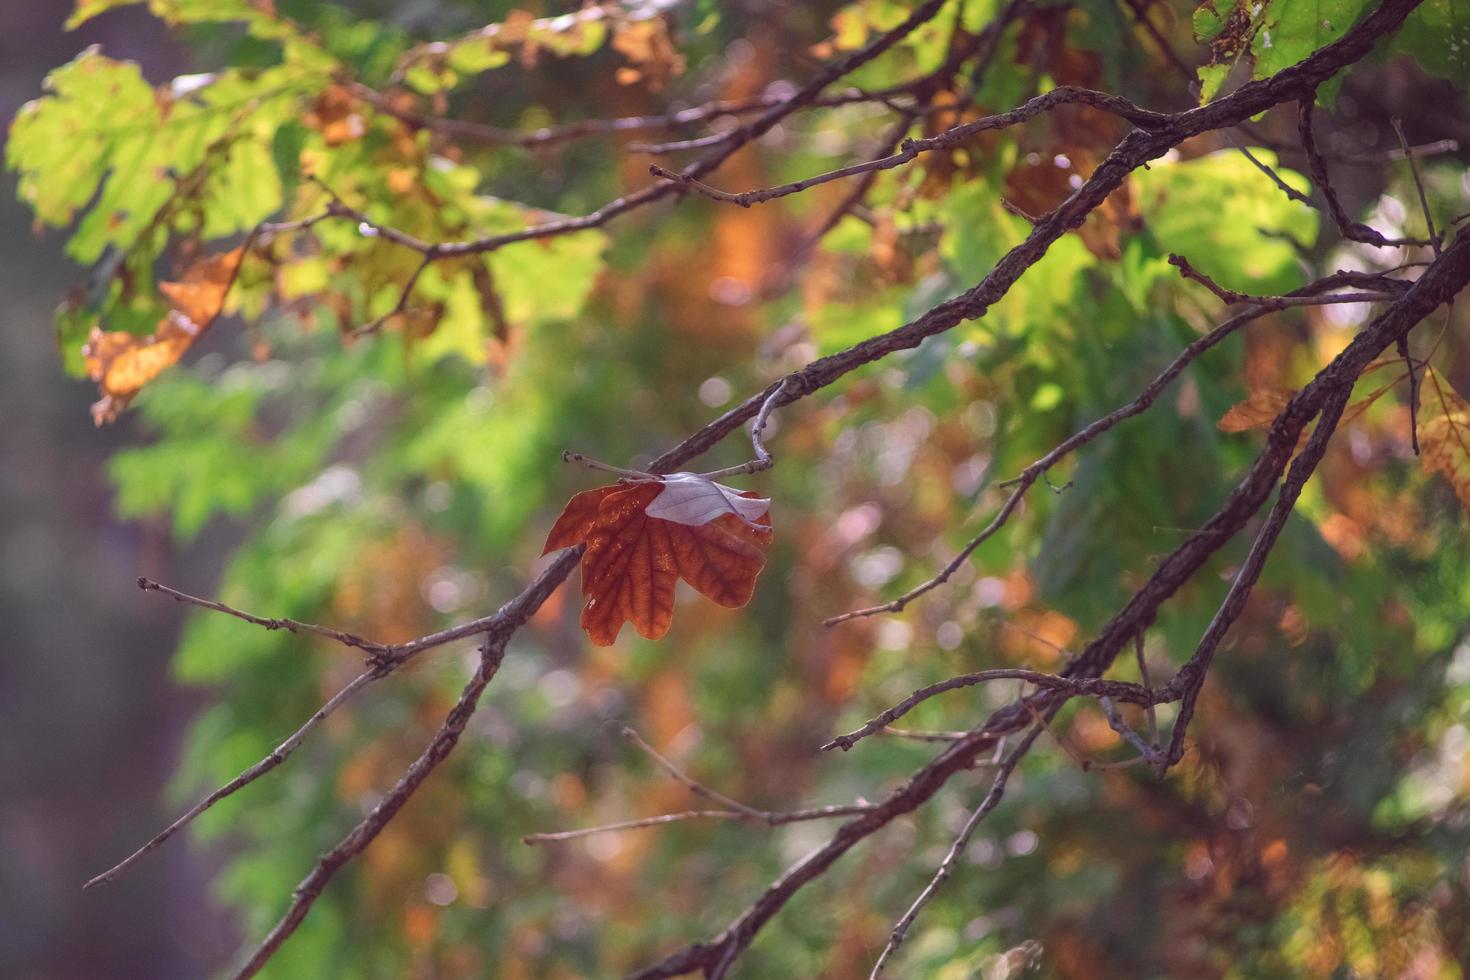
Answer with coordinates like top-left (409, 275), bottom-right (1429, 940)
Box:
top-left (1218, 387), bottom-right (1296, 432)
top-left (83, 247), bottom-right (242, 423)
top-left (1419, 369), bottom-right (1470, 514)
top-left (543, 477), bottom-right (772, 645)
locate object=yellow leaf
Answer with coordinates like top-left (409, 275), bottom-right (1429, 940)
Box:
top-left (82, 247), bottom-right (243, 424)
top-left (1218, 388), bottom-right (1296, 432)
top-left (1418, 369), bottom-right (1470, 514)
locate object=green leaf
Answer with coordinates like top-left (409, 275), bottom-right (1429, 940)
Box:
top-left (1133, 148), bottom-right (1319, 293)
top-left (1251, 0), bottom-right (1374, 79)
top-left (69, 0), bottom-right (291, 39)
top-left (1393, 0), bottom-right (1470, 86)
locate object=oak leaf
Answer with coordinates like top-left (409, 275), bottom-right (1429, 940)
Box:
top-left (544, 474), bottom-right (772, 646)
top-left (83, 247), bottom-right (243, 425)
top-left (1418, 369), bottom-right (1470, 514)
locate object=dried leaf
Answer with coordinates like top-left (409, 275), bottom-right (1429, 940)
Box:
top-left (304, 85), bottom-right (366, 146)
top-left (611, 17), bottom-right (685, 89)
top-left (158, 247), bottom-right (243, 325)
top-left (83, 247), bottom-right (243, 424)
top-left (1218, 388), bottom-right (1296, 432)
top-left (1418, 369), bottom-right (1470, 514)
top-left (544, 475), bottom-right (773, 645)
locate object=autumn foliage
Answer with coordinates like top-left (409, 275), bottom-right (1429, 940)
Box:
top-left (10, 0), bottom-right (1470, 977)
top-left (543, 475), bottom-right (772, 645)
top-left (81, 247), bottom-right (241, 424)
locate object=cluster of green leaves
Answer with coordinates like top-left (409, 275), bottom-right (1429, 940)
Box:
top-left (9, 0), bottom-right (1470, 976)
top-left (1193, 0), bottom-right (1466, 102)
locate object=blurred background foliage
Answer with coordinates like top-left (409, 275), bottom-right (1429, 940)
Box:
top-left (4, 0), bottom-right (1470, 977)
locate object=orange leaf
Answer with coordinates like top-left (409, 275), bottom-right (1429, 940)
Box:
top-left (544, 476), bottom-right (773, 645)
top-left (304, 85), bottom-right (366, 146)
top-left (1218, 388), bottom-right (1296, 432)
top-left (158, 246), bottom-right (243, 326)
top-left (1419, 368), bottom-right (1470, 515)
top-left (83, 247), bottom-right (242, 424)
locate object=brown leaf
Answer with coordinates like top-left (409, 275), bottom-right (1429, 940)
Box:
top-left (83, 247), bottom-right (243, 424)
top-left (611, 17), bottom-right (685, 90)
top-left (305, 85), bottom-right (366, 146)
top-left (158, 246), bottom-right (243, 325)
top-left (1217, 388), bottom-right (1296, 432)
top-left (544, 477), bottom-right (773, 645)
top-left (1418, 369), bottom-right (1470, 514)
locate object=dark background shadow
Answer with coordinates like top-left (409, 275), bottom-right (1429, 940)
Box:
top-left (0, 5), bottom-right (237, 977)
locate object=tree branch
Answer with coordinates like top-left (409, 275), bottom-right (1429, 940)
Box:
top-left (135, 4), bottom-right (1452, 976)
top-left (825, 271), bottom-right (1402, 626)
top-left (868, 727), bottom-right (1042, 977)
top-left (524, 728), bottom-right (875, 845)
top-left (823, 669), bottom-right (1162, 753)
top-left (631, 195), bottom-right (1466, 980)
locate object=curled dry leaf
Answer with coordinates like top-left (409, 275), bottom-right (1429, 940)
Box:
top-left (83, 247), bottom-right (242, 425)
top-left (1418, 368), bottom-right (1470, 514)
top-left (544, 473), bottom-right (772, 645)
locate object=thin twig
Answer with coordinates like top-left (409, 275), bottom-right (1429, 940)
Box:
top-left (1392, 116), bottom-right (1442, 258)
top-left (633, 144), bottom-right (1470, 980)
top-left (140, 6), bottom-right (1453, 976)
top-left (649, 86), bottom-right (1171, 209)
top-left (562, 450), bottom-right (655, 480)
top-left (136, 577), bottom-right (384, 653)
top-left (230, 543), bottom-right (578, 978)
top-left (1298, 93), bottom-right (1428, 248)
top-left (84, 666), bottom-right (382, 890)
top-left (1161, 380), bottom-right (1355, 767)
top-left (868, 727), bottom-right (1041, 977)
top-left (698, 377), bottom-right (799, 479)
top-left (880, 726), bottom-right (972, 743)
top-left (524, 810), bottom-right (748, 842)
top-left (823, 669), bottom-right (1160, 753)
top-left (1235, 142), bottom-right (1317, 208)
top-left (1119, 0), bottom-right (1198, 82)
top-left (525, 726), bottom-right (876, 843)
top-left (824, 272), bottom-right (1402, 626)
top-left (1135, 631), bottom-right (1160, 766)
top-left (350, 253), bottom-right (435, 338)
top-left (621, 727), bottom-right (761, 817)
top-left (350, 71), bottom-right (943, 152)
top-left (316, 0), bottom-right (955, 266)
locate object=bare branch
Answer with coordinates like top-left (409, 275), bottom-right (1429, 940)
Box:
top-left (317, 0), bottom-right (954, 266)
top-left (1298, 93), bottom-right (1430, 248)
top-left (633, 185), bottom-right (1469, 980)
top-left (1393, 115), bottom-right (1442, 257)
top-left (524, 810), bottom-right (750, 843)
top-left (350, 253), bottom-right (435, 338)
top-left (561, 449), bottom-right (655, 480)
top-left (1234, 142), bottom-right (1317, 208)
top-left (230, 543), bottom-right (576, 978)
top-left (621, 726), bottom-right (763, 817)
top-left (524, 726), bottom-right (876, 844)
top-left (130, 6), bottom-right (1452, 976)
top-left (83, 665), bottom-right (382, 891)
top-left (869, 727), bottom-right (1042, 977)
top-left (649, 86), bottom-right (1171, 209)
top-left (1135, 631), bottom-right (1161, 768)
top-left (825, 272), bottom-right (1402, 626)
top-left (824, 669), bottom-right (1161, 754)
top-left (1161, 380), bottom-right (1354, 767)
top-left (880, 726), bottom-right (972, 743)
top-left (135, 577), bottom-right (384, 654)
top-left (87, 553), bottom-right (582, 893)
